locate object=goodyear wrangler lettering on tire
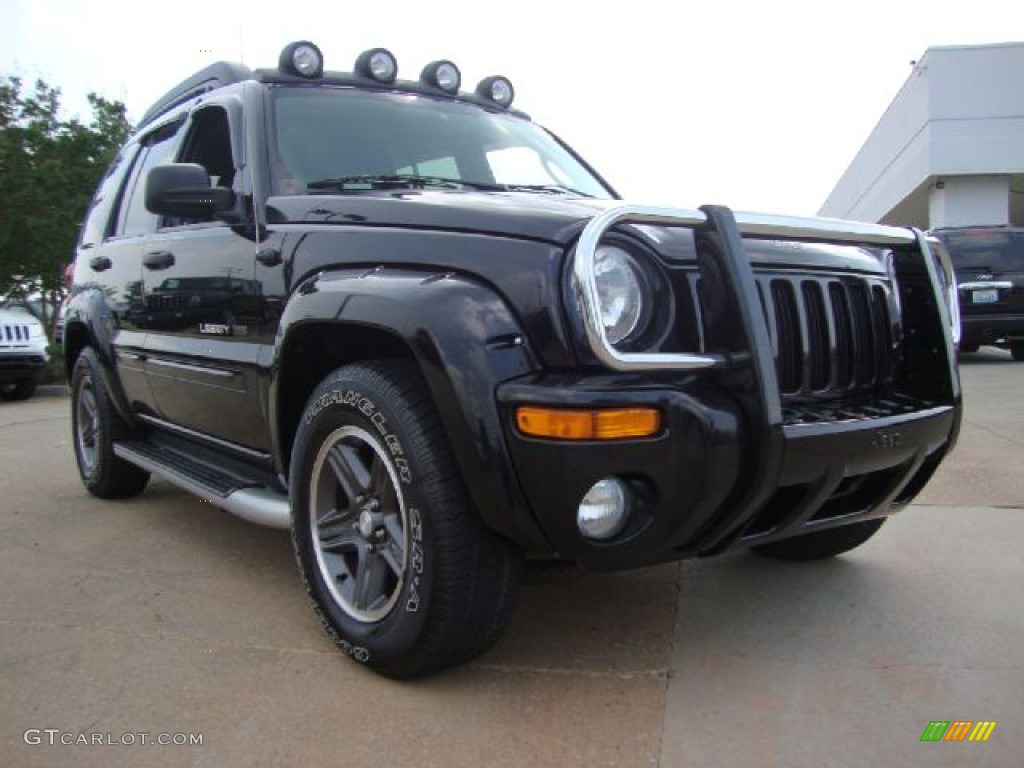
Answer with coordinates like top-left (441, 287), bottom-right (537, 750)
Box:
top-left (290, 361), bottom-right (522, 679)
top-left (304, 389), bottom-right (378, 425)
top-left (304, 389), bottom-right (412, 484)
top-left (406, 507), bottom-right (423, 613)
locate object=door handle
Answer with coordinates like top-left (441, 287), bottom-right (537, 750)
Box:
top-left (143, 251), bottom-right (175, 270)
top-left (89, 256), bottom-right (112, 272)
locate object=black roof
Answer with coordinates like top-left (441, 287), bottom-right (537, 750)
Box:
top-left (138, 62), bottom-right (252, 129)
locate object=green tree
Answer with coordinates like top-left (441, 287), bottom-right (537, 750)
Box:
top-left (0, 77), bottom-right (132, 340)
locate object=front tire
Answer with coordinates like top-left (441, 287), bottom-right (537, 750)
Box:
top-left (1011, 342), bottom-right (1024, 362)
top-left (291, 361), bottom-right (522, 678)
top-left (71, 348), bottom-right (150, 498)
top-left (0, 378), bottom-right (37, 401)
top-left (751, 518), bottom-right (885, 561)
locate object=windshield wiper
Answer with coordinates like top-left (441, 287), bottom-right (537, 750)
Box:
top-left (306, 175), bottom-right (596, 198)
top-left (307, 174), bottom-right (467, 191)
top-left (500, 183), bottom-right (595, 198)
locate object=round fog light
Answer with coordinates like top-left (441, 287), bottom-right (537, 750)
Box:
top-left (577, 477), bottom-right (630, 540)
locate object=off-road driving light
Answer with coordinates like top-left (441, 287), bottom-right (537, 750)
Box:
top-left (355, 48), bottom-right (398, 83)
top-left (421, 60), bottom-right (461, 93)
top-left (476, 76), bottom-right (514, 107)
top-left (279, 41), bottom-right (324, 78)
top-left (577, 477), bottom-right (630, 540)
top-left (515, 406), bottom-right (661, 440)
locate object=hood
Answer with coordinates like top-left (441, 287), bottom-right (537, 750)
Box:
top-left (0, 307), bottom-right (44, 327)
top-left (266, 189), bottom-right (613, 244)
top-left (265, 190), bottom-right (886, 274)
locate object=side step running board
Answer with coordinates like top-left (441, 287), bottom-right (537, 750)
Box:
top-left (113, 440), bottom-right (291, 529)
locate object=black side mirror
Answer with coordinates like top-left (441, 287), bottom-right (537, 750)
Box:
top-left (145, 163), bottom-right (235, 218)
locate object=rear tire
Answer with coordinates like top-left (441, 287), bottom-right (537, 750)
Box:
top-left (0, 378), bottom-right (37, 401)
top-left (957, 342), bottom-right (979, 355)
top-left (1011, 343), bottom-right (1024, 362)
top-left (71, 348), bottom-right (150, 498)
top-left (751, 518), bottom-right (885, 561)
top-left (291, 360), bottom-right (522, 678)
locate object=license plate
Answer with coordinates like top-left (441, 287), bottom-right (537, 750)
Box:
top-left (972, 289), bottom-right (998, 304)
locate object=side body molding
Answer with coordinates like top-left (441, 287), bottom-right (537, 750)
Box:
top-left (271, 267), bottom-right (552, 551)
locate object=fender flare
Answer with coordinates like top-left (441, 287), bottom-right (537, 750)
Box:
top-left (63, 287), bottom-right (137, 424)
top-left (272, 267), bottom-right (552, 551)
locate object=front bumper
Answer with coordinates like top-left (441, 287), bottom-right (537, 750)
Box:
top-left (499, 204), bottom-right (961, 570)
top-left (0, 352), bottom-right (48, 384)
top-left (500, 376), bottom-right (956, 570)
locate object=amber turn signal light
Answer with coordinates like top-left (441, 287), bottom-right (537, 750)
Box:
top-left (515, 406), bottom-right (661, 440)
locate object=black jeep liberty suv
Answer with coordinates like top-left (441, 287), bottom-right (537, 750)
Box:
top-left (65, 42), bottom-right (963, 678)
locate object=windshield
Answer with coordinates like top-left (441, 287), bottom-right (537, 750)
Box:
top-left (935, 229), bottom-right (1024, 272)
top-left (269, 87), bottom-right (612, 199)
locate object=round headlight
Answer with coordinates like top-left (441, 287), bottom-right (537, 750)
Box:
top-left (421, 60), bottom-right (461, 93)
top-left (593, 245), bottom-right (647, 345)
top-left (355, 48), bottom-right (398, 83)
top-left (476, 76), bottom-right (515, 107)
top-left (279, 41), bottom-right (324, 78)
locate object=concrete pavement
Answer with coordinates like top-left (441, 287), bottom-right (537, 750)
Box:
top-left (2, 350), bottom-right (1021, 766)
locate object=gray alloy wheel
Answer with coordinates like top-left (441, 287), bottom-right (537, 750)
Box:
top-left (309, 425), bottom-right (408, 623)
top-left (75, 380), bottom-right (100, 475)
top-left (70, 347), bottom-right (149, 498)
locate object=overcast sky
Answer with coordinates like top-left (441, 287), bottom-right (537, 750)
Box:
top-left (2, 0), bottom-right (1020, 216)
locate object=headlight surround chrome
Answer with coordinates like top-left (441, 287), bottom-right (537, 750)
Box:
top-left (924, 236), bottom-right (962, 346)
top-left (593, 245), bottom-right (649, 345)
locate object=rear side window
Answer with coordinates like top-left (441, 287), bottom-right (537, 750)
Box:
top-left (113, 122), bottom-right (182, 238)
top-left (77, 145), bottom-right (140, 248)
top-left (937, 230), bottom-right (1024, 272)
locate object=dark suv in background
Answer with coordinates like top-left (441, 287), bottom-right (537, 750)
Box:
top-left (933, 227), bottom-right (1024, 360)
top-left (64, 41), bottom-right (962, 678)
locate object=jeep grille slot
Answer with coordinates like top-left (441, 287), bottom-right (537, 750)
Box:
top-left (757, 275), bottom-right (896, 400)
top-left (1, 323), bottom-right (32, 348)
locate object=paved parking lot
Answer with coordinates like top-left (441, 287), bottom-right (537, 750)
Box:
top-left (2, 350), bottom-right (1022, 767)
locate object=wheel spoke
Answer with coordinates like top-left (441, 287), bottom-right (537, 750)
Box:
top-left (319, 520), bottom-right (361, 552)
top-left (326, 443), bottom-right (371, 502)
top-left (370, 455), bottom-right (389, 497)
top-left (354, 550), bottom-right (388, 610)
top-left (317, 506), bottom-right (349, 528)
top-left (379, 534), bottom-right (403, 577)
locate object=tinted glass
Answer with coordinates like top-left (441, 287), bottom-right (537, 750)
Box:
top-left (117, 133), bottom-right (179, 237)
top-left (271, 87), bottom-right (611, 198)
top-left (78, 145), bottom-right (140, 247)
top-left (936, 229), bottom-right (1024, 272)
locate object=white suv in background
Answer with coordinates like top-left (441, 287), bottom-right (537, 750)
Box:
top-left (0, 306), bottom-right (50, 401)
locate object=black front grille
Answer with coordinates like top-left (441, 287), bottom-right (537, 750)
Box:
top-left (757, 274), bottom-right (898, 400)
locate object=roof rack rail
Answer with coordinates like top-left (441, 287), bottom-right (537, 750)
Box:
top-left (137, 62), bottom-right (253, 130)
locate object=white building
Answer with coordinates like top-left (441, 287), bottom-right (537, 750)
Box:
top-left (819, 42), bottom-right (1024, 229)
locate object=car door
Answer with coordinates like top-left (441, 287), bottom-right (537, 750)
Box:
top-left (138, 100), bottom-right (270, 451)
top-left (83, 122), bottom-right (182, 413)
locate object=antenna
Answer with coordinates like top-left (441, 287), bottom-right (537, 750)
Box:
top-left (237, 12), bottom-right (245, 64)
